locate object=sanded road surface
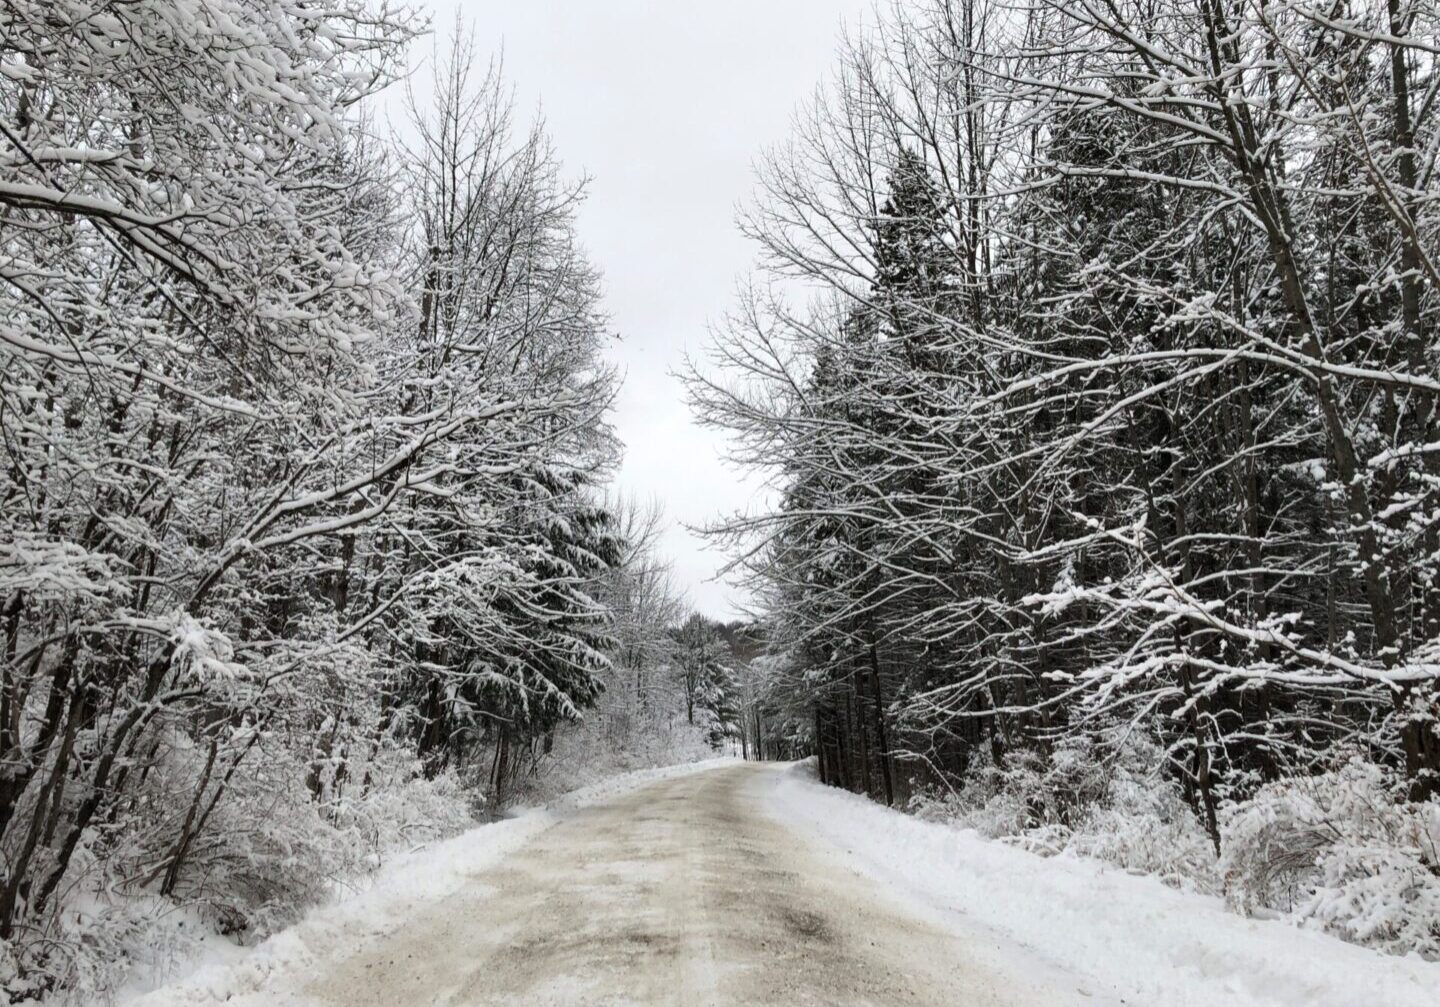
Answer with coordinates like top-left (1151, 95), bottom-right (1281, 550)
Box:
top-left (301, 764), bottom-right (1078, 1006)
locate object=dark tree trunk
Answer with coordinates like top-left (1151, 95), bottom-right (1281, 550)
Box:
top-left (867, 642), bottom-right (895, 807)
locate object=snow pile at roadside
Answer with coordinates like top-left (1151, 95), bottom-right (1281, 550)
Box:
top-left (767, 762), bottom-right (1440, 1007)
top-left (120, 758), bottom-right (735, 1006)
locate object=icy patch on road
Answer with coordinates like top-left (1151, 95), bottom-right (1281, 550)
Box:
top-left (122, 758), bottom-right (737, 1006)
top-left (766, 761), bottom-right (1440, 1007)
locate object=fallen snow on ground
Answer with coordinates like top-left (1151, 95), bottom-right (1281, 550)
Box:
top-left (549, 756), bottom-right (740, 811)
top-left (119, 758), bottom-right (737, 1007)
top-left (766, 761), bottom-right (1440, 1007)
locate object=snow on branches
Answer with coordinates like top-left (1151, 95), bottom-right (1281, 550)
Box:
top-left (691, 0), bottom-right (1440, 958)
top-left (0, 9), bottom-right (629, 997)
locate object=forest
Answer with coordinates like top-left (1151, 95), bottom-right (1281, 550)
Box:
top-left (689, 0), bottom-right (1440, 962)
top-left (2, 0), bottom-right (1439, 1002)
top-left (0, 2), bottom-right (757, 997)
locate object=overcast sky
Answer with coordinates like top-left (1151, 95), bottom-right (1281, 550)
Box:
top-left (413, 1), bottom-right (870, 619)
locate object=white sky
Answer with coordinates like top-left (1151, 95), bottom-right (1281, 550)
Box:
top-left (416, 1), bottom-right (870, 619)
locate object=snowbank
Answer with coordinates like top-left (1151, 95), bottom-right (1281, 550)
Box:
top-left (119, 758), bottom-right (735, 1006)
top-left (766, 761), bottom-right (1440, 1007)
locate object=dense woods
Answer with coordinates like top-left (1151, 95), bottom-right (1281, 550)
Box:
top-left (692, 0), bottom-right (1440, 957)
top-left (5, 0), bottom-right (1440, 998)
top-left (0, 3), bottom-right (729, 997)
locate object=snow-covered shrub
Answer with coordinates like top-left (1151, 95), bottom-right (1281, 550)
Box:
top-left (21, 729), bottom-right (480, 1003)
top-left (908, 747), bottom-right (1033, 838)
top-left (521, 692), bottom-right (715, 802)
top-left (1220, 758), bottom-right (1440, 958)
top-left (35, 892), bottom-right (204, 1005)
top-left (333, 765), bottom-right (478, 863)
top-left (1067, 793), bottom-right (1218, 892)
top-left (911, 732), bottom-right (1217, 891)
top-left (1058, 734), bottom-right (1216, 890)
top-left (150, 742), bottom-right (476, 937)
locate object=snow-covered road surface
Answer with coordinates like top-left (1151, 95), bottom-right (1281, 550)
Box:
top-left (132, 759), bottom-right (1440, 1007)
top-left (307, 762), bottom-right (1084, 1006)
top-left (179, 762), bottom-right (1091, 1006)
top-left (771, 763), bottom-right (1440, 1007)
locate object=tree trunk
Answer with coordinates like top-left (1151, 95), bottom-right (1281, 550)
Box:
top-left (867, 641), bottom-right (895, 807)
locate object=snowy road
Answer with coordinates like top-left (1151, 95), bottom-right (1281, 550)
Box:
top-left (288, 763), bottom-right (1079, 1007)
top-left (143, 760), bottom-right (1437, 1007)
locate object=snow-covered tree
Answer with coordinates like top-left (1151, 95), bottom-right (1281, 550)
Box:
top-left (690, 0), bottom-right (1440, 952)
top-left (0, 11), bottom-right (626, 991)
